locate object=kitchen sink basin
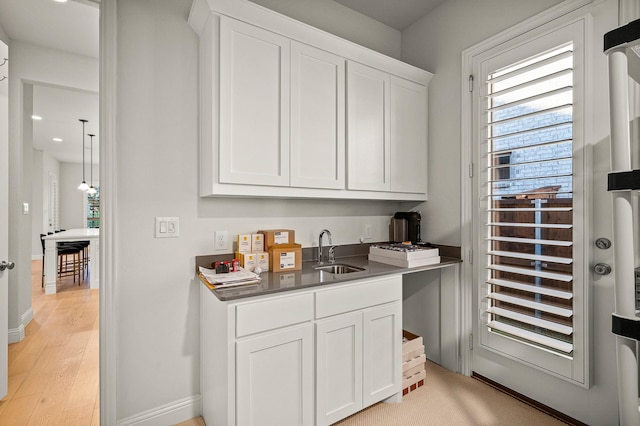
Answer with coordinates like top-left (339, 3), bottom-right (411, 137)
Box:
top-left (314, 263), bottom-right (365, 274)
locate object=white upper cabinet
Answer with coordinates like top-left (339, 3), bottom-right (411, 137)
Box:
top-left (290, 42), bottom-right (345, 189)
top-left (189, 0), bottom-right (432, 200)
top-left (219, 16), bottom-right (290, 186)
top-left (346, 62), bottom-right (391, 192)
top-left (390, 76), bottom-right (427, 194)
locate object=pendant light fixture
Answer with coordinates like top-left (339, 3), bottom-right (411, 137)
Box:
top-left (77, 119), bottom-right (89, 191)
top-left (87, 133), bottom-right (97, 195)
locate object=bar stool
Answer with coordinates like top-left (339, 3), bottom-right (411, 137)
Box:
top-left (43, 232), bottom-right (83, 284)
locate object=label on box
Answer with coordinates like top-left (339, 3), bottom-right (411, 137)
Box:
top-left (257, 253), bottom-right (269, 272)
top-left (252, 234), bottom-right (264, 253)
top-left (238, 234), bottom-right (252, 253)
top-left (274, 231), bottom-right (289, 245)
top-left (279, 251), bottom-right (295, 270)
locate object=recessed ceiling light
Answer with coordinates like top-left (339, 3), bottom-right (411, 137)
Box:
top-left (52, 137), bottom-right (63, 142)
top-left (31, 115), bottom-right (42, 120)
top-left (53, 0), bottom-right (68, 3)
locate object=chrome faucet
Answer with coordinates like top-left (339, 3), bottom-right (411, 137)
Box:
top-left (318, 229), bottom-right (332, 263)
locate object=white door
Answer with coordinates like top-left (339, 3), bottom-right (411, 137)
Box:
top-left (0, 40), bottom-right (9, 399)
top-left (346, 61), bottom-right (390, 191)
top-left (362, 302), bottom-right (401, 406)
top-left (290, 41), bottom-right (345, 189)
top-left (466, 5), bottom-right (618, 419)
top-left (315, 311), bottom-right (363, 426)
top-left (390, 76), bottom-right (426, 194)
top-left (236, 324), bottom-right (314, 426)
top-left (219, 16), bottom-right (290, 187)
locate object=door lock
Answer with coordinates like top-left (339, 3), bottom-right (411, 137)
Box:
top-left (0, 261), bottom-right (15, 272)
top-left (593, 263), bottom-right (612, 275)
top-left (595, 238), bottom-right (612, 250)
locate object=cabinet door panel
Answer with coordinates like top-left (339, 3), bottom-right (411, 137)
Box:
top-left (363, 302), bottom-right (401, 406)
top-left (291, 42), bottom-right (345, 189)
top-left (219, 16), bottom-right (290, 186)
top-left (390, 76), bottom-right (427, 193)
top-left (316, 312), bottom-right (363, 426)
top-left (236, 325), bottom-right (313, 426)
top-left (346, 62), bottom-right (390, 191)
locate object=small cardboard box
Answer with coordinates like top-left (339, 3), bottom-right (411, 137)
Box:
top-left (268, 243), bottom-right (302, 272)
top-left (236, 252), bottom-right (256, 271)
top-left (237, 234), bottom-right (252, 253)
top-left (252, 234), bottom-right (265, 253)
top-left (402, 369), bottom-right (426, 396)
top-left (256, 252), bottom-right (269, 272)
top-left (259, 229), bottom-right (296, 250)
top-left (402, 330), bottom-right (424, 359)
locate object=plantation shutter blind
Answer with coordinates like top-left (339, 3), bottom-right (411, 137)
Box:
top-left (484, 44), bottom-right (575, 356)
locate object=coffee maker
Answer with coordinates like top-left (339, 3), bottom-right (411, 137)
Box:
top-left (389, 211), bottom-right (421, 243)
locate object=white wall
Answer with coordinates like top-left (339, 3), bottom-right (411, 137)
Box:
top-left (59, 162), bottom-right (99, 230)
top-left (8, 40), bottom-right (98, 333)
top-left (31, 149), bottom-right (44, 258)
top-left (250, 0), bottom-right (402, 58)
top-left (113, 0), bottom-right (416, 421)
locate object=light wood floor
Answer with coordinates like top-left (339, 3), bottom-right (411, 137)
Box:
top-left (0, 259), bottom-right (99, 425)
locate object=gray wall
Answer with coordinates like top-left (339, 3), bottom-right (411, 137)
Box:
top-left (249, 0), bottom-right (402, 59)
top-left (401, 0), bottom-right (565, 245)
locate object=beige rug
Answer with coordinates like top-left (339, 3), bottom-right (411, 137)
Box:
top-left (176, 361), bottom-right (567, 426)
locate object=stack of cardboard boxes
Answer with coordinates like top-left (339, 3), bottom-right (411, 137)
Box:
top-left (236, 233), bottom-right (268, 272)
top-left (236, 229), bottom-right (302, 272)
top-left (402, 330), bottom-right (426, 396)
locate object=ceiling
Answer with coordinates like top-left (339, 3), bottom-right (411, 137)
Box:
top-left (333, 0), bottom-right (446, 30)
top-left (32, 85), bottom-right (99, 164)
top-left (0, 0), bottom-right (99, 164)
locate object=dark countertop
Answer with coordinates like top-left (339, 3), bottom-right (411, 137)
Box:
top-left (199, 254), bottom-right (462, 301)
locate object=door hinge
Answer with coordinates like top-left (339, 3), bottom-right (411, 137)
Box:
top-left (469, 333), bottom-right (473, 350)
top-left (468, 248), bottom-right (473, 264)
top-left (468, 162), bottom-right (474, 178)
top-left (468, 75), bottom-right (474, 92)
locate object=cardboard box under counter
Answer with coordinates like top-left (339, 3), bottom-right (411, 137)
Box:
top-left (259, 229), bottom-right (296, 250)
top-left (268, 243), bottom-right (302, 272)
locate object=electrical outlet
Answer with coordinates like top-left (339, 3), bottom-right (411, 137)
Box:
top-left (214, 230), bottom-right (228, 250)
top-left (365, 224), bottom-right (372, 239)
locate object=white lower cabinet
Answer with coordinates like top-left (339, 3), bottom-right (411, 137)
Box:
top-left (315, 302), bottom-right (401, 426)
top-left (236, 324), bottom-right (314, 426)
top-left (362, 303), bottom-right (402, 407)
top-left (200, 274), bottom-right (402, 426)
top-left (316, 311), bottom-right (363, 425)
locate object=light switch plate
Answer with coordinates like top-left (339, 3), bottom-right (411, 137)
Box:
top-left (155, 217), bottom-right (180, 238)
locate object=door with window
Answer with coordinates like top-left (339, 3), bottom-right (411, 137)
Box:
top-left (470, 16), bottom-right (608, 388)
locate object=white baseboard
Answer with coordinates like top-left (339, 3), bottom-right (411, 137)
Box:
top-left (116, 395), bottom-right (201, 426)
top-left (32, 254), bottom-right (43, 261)
top-left (8, 307), bottom-right (34, 344)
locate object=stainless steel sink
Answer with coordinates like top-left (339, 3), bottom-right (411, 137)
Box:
top-left (314, 263), bottom-right (365, 274)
